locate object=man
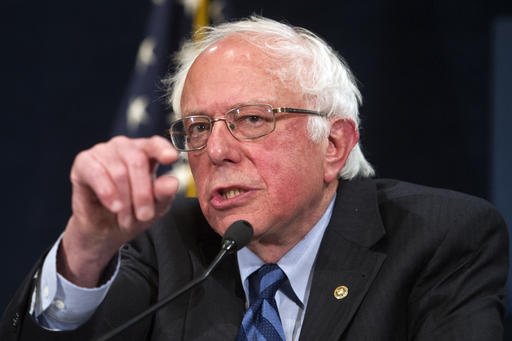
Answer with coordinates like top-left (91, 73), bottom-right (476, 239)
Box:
top-left (0, 16), bottom-right (508, 340)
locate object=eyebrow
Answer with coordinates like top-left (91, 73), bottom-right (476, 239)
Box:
top-left (182, 101), bottom-right (273, 117)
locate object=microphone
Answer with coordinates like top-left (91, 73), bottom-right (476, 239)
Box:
top-left (96, 220), bottom-right (253, 341)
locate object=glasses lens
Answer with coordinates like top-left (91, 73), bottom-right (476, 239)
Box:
top-left (231, 105), bottom-right (275, 139)
top-left (170, 106), bottom-right (276, 151)
top-left (170, 116), bottom-right (211, 151)
top-left (169, 120), bottom-right (187, 150)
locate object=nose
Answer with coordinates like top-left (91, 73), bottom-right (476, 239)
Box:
top-left (205, 118), bottom-right (241, 165)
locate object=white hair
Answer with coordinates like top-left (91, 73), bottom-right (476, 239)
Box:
top-left (166, 16), bottom-right (374, 179)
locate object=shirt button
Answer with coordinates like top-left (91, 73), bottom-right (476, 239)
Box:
top-left (54, 299), bottom-right (66, 310)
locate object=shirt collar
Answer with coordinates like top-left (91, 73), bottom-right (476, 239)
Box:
top-left (237, 195), bottom-right (336, 306)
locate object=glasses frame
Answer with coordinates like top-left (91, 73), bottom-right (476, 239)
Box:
top-left (169, 104), bottom-right (327, 152)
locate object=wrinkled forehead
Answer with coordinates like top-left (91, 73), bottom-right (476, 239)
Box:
top-left (194, 35), bottom-right (277, 74)
top-left (180, 35), bottom-right (305, 115)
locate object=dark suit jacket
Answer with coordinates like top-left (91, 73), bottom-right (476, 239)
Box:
top-left (0, 178), bottom-right (508, 340)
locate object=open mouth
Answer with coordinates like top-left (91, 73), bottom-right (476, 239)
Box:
top-left (222, 188), bottom-right (247, 200)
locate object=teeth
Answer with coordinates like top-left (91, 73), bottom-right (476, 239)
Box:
top-left (223, 189), bottom-right (243, 199)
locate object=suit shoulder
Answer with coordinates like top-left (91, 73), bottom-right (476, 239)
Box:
top-left (149, 194), bottom-right (207, 237)
top-left (140, 195), bottom-right (218, 259)
top-left (373, 178), bottom-right (500, 215)
top-left (369, 178), bottom-right (507, 249)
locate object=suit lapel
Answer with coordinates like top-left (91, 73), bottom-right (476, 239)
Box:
top-left (300, 179), bottom-right (387, 341)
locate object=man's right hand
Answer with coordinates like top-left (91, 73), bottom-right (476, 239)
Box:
top-left (59, 136), bottom-right (180, 287)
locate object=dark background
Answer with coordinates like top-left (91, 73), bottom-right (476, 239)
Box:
top-left (1, 0), bottom-right (511, 332)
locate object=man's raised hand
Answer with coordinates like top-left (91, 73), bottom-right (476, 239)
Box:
top-left (59, 136), bottom-right (180, 287)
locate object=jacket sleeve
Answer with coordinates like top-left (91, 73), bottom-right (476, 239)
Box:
top-left (409, 200), bottom-right (509, 341)
top-left (0, 232), bottom-right (160, 341)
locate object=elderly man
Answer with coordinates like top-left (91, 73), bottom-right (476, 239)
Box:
top-left (1, 16), bottom-right (508, 341)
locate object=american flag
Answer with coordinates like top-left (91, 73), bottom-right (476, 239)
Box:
top-left (112, 0), bottom-right (230, 196)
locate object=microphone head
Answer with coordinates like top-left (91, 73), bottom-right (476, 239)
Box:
top-left (222, 220), bottom-right (253, 251)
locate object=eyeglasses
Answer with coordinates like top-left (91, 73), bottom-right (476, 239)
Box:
top-left (168, 104), bottom-right (326, 152)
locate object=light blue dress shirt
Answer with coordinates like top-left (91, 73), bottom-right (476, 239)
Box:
top-left (34, 197), bottom-right (335, 339)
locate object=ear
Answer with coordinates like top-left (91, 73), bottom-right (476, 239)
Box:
top-left (324, 118), bottom-right (359, 183)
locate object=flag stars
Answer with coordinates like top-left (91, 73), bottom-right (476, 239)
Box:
top-left (127, 96), bottom-right (150, 132)
top-left (180, 0), bottom-right (225, 22)
top-left (136, 37), bottom-right (157, 72)
top-left (180, 0), bottom-right (201, 16)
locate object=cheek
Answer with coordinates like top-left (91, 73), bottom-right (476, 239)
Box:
top-left (265, 162), bottom-right (320, 198)
top-left (258, 140), bottom-right (325, 198)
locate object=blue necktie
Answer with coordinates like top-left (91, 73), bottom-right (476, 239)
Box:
top-left (236, 264), bottom-right (287, 341)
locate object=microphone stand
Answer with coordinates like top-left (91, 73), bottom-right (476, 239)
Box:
top-left (95, 239), bottom-right (236, 341)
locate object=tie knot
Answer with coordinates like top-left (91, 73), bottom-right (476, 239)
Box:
top-left (249, 264), bottom-right (286, 301)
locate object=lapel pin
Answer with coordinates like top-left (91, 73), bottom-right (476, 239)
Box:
top-left (333, 285), bottom-right (349, 300)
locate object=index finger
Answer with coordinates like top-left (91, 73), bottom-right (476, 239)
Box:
top-left (135, 136), bottom-right (178, 166)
